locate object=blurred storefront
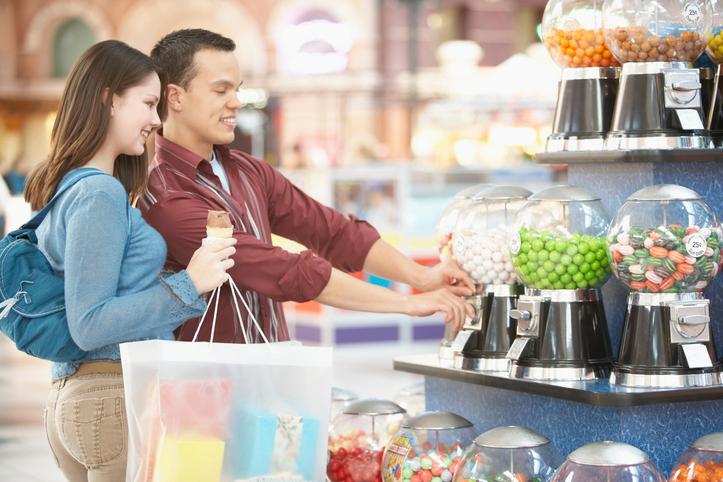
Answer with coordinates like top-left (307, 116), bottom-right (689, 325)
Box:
top-left (0, 0), bottom-right (551, 173)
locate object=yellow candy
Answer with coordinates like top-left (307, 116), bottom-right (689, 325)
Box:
top-left (708, 30), bottom-right (723, 63)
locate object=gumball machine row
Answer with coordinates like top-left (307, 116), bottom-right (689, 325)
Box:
top-left (326, 403), bottom-right (723, 482)
top-left (435, 182), bottom-right (722, 389)
top-left (542, 0), bottom-right (723, 152)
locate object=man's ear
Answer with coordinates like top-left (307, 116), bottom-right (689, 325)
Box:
top-left (166, 84), bottom-right (184, 113)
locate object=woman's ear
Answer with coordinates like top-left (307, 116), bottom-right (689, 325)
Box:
top-left (101, 87), bottom-right (116, 116)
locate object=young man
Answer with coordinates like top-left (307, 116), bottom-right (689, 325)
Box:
top-left (140, 29), bottom-right (474, 343)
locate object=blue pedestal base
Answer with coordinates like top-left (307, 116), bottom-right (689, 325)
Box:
top-left (425, 375), bottom-right (723, 475)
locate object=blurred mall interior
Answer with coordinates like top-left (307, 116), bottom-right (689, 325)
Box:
top-left (5, 0), bottom-right (723, 479)
top-left (0, 1), bottom-right (563, 480)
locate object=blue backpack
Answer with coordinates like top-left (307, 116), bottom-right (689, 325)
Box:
top-left (0, 169), bottom-right (130, 361)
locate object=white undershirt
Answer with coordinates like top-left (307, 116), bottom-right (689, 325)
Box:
top-left (210, 149), bottom-right (231, 194)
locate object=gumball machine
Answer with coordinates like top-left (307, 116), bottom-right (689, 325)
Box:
top-left (327, 399), bottom-right (407, 482)
top-left (394, 382), bottom-right (425, 418)
top-left (331, 387), bottom-right (359, 420)
top-left (453, 426), bottom-right (562, 482)
top-left (670, 433), bottom-right (723, 482)
top-left (437, 184), bottom-right (493, 363)
top-left (506, 186), bottom-right (614, 381)
top-left (451, 186), bottom-right (533, 372)
top-left (542, 0), bottom-right (621, 152)
top-left (382, 411), bottom-right (476, 482)
top-left (551, 442), bottom-right (667, 482)
top-left (603, 0), bottom-right (714, 149)
top-left (706, 0), bottom-right (723, 145)
top-left (607, 185), bottom-right (722, 388)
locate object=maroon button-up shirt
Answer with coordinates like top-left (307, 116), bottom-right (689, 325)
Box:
top-left (139, 133), bottom-right (380, 343)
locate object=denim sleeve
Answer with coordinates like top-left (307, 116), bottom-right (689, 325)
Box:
top-left (63, 190), bottom-right (205, 351)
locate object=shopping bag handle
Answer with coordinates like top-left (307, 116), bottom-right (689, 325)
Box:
top-left (229, 277), bottom-right (269, 344)
top-left (192, 276), bottom-right (269, 344)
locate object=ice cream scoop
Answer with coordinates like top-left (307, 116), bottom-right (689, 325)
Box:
top-left (206, 210), bottom-right (233, 239)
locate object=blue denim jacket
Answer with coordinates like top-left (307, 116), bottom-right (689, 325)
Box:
top-left (36, 169), bottom-right (205, 379)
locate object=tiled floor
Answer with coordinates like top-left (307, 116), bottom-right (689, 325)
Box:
top-left (0, 337), bottom-right (431, 482)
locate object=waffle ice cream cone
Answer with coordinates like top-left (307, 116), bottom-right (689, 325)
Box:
top-left (205, 210), bottom-right (233, 241)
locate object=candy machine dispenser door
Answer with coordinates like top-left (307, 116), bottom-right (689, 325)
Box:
top-left (664, 68), bottom-right (703, 109)
top-left (455, 293), bottom-right (493, 357)
top-left (507, 296), bottom-right (547, 361)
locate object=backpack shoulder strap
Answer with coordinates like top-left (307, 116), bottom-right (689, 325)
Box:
top-left (22, 170), bottom-right (109, 231)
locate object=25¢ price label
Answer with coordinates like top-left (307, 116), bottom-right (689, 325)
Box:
top-left (683, 2), bottom-right (702, 24)
top-left (686, 234), bottom-right (707, 258)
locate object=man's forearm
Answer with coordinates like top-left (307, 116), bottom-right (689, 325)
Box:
top-left (315, 267), bottom-right (409, 313)
top-left (361, 239), bottom-right (426, 289)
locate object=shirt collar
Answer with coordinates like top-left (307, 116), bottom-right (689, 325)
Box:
top-left (154, 130), bottom-right (233, 178)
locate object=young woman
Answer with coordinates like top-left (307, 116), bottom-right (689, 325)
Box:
top-left (24, 40), bottom-right (236, 482)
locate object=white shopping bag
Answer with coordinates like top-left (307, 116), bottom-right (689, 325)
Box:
top-left (121, 278), bottom-right (333, 482)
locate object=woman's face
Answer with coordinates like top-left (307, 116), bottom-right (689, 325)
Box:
top-left (109, 73), bottom-right (162, 156)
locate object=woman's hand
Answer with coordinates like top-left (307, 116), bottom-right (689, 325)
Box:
top-left (404, 288), bottom-right (475, 331)
top-left (186, 238), bottom-right (237, 294)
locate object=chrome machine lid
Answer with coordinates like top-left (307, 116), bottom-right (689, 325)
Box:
top-left (402, 411), bottom-right (473, 431)
top-left (343, 399), bottom-right (407, 416)
top-left (627, 184), bottom-right (702, 202)
top-left (332, 387), bottom-right (359, 402)
top-left (474, 426), bottom-right (550, 449)
top-left (528, 186), bottom-right (600, 203)
top-left (568, 441), bottom-right (649, 466)
top-left (454, 184), bottom-right (494, 200)
top-left (692, 433), bottom-right (723, 451)
top-left (472, 185), bottom-right (533, 202)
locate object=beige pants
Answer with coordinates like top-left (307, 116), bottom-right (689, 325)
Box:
top-left (45, 362), bottom-right (127, 482)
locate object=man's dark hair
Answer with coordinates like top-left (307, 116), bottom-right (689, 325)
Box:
top-left (150, 29), bottom-right (235, 119)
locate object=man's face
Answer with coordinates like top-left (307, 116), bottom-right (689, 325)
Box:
top-left (175, 49), bottom-right (243, 146)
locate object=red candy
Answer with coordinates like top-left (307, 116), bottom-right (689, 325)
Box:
top-left (327, 447), bottom-right (384, 482)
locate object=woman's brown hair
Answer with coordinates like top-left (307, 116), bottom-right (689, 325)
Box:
top-left (25, 40), bottom-right (158, 210)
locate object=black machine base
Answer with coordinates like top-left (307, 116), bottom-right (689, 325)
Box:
top-left (547, 68), bottom-right (619, 152)
top-left (614, 293), bottom-right (719, 388)
top-left (607, 62), bottom-right (712, 150)
top-left (508, 290), bottom-right (614, 381)
top-left (459, 286), bottom-right (519, 367)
